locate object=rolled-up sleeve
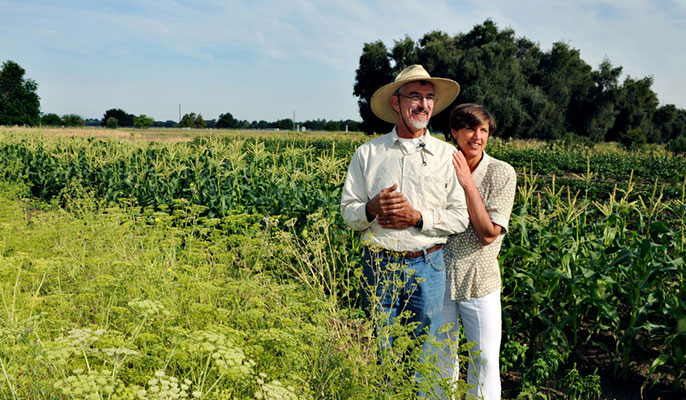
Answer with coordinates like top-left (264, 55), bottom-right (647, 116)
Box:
top-left (421, 172), bottom-right (469, 236)
top-left (340, 149), bottom-right (373, 231)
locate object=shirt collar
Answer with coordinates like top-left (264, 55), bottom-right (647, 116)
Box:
top-left (471, 151), bottom-right (491, 187)
top-left (388, 126), bottom-right (438, 155)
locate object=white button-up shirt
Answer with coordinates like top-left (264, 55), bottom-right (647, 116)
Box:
top-left (341, 127), bottom-right (469, 252)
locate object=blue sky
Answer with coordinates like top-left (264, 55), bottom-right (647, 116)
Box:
top-left (1, 0), bottom-right (685, 123)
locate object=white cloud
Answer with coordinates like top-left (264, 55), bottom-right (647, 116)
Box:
top-left (1, 0), bottom-right (684, 121)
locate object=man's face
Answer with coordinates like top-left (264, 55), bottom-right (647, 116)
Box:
top-left (391, 81), bottom-right (435, 132)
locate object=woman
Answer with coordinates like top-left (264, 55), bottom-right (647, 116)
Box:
top-left (439, 104), bottom-right (517, 400)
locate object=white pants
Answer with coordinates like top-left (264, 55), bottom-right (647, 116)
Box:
top-left (438, 289), bottom-right (501, 400)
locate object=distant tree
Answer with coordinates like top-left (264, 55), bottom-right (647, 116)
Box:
top-left (106, 117), bottom-right (118, 129)
top-left (606, 76), bottom-right (659, 142)
top-left (667, 134), bottom-right (686, 155)
top-left (62, 114), bottom-right (85, 127)
top-left (345, 120), bottom-right (361, 132)
top-left (84, 118), bottom-right (101, 127)
top-left (217, 112), bottom-right (240, 129)
top-left (619, 128), bottom-right (647, 149)
top-left (652, 104), bottom-right (685, 143)
top-left (0, 60), bottom-right (41, 126)
top-left (276, 118), bottom-right (293, 130)
top-left (164, 120), bottom-right (177, 128)
top-left (102, 109), bottom-right (134, 127)
top-left (133, 114), bottom-right (154, 129)
top-left (354, 40), bottom-right (394, 134)
top-left (41, 113), bottom-right (63, 126)
top-left (325, 120), bottom-right (341, 131)
top-left (206, 119), bottom-right (217, 129)
top-left (179, 113), bottom-right (206, 128)
top-left (353, 20), bottom-right (663, 142)
top-left (194, 114), bottom-right (206, 128)
top-left (255, 120), bottom-right (270, 129)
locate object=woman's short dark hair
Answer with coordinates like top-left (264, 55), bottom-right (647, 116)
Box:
top-left (444, 103), bottom-right (497, 142)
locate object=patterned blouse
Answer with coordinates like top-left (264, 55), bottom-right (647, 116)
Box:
top-left (445, 151), bottom-right (517, 301)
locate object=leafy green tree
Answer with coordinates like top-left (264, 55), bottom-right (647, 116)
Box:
top-left (179, 113), bottom-right (206, 128)
top-left (619, 128), bottom-right (647, 149)
top-left (581, 59), bottom-right (623, 142)
top-left (163, 120), bottom-right (177, 128)
top-left (606, 76), bottom-right (659, 142)
top-left (531, 42), bottom-right (594, 139)
top-left (106, 117), bottom-right (118, 129)
top-left (353, 20), bottom-right (665, 142)
top-left (102, 109), bottom-right (134, 127)
top-left (217, 112), bottom-right (240, 129)
top-left (133, 114), bottom-right (154, 129)
top-left (276, 118), bottom-right (293, 130)
top-left (0, 60), bottom-right (41, 126)
top-left (353, 40), bottom-right (394, 134)
top-left (652, 104), bottom-right (685, 143)
top-left (62, 114), bottom-right (84, 127)
top-left (325, 120), bottom-right (341, 131)
top-left (41, 113), bottom-right (63, 126)
top-left (194, 114), bottom-right (206, 128)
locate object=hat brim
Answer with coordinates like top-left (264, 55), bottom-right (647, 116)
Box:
top-left (370, 77), bottom-right (460, 124)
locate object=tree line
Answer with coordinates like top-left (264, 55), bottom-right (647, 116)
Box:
top-left (354, 20), bottom-right (686, 151)
top-left (0, 60), bottom-right (360, 133)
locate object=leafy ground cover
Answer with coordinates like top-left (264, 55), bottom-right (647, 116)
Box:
top-left (1, 182), bottom-right (469, 398)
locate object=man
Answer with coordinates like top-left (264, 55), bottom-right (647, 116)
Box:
top-left (341, 64), bottom-right (469, 362)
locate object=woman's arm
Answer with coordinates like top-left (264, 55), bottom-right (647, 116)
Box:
top-left (452, 150), bottom-right (502, 245)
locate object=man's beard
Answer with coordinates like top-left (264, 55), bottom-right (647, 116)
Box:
top-left (408, 117), bottom-right (428, 130)
top-left (407, 108), bottom-right (429, 130)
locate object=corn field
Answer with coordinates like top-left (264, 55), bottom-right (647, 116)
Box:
top-left (0, 129), bottom-right (684, 399)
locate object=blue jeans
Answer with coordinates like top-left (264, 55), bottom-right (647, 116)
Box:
top-left (361, 246), bottom-right (447, 360)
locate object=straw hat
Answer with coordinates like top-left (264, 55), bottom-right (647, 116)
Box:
top-left (370, 64), bottom-right (460, 124)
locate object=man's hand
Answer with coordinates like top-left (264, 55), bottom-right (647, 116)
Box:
top-left (366, 184), bottom-right (421, 230)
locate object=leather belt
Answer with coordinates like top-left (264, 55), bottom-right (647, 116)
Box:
top-left (382, 243), bottom-right (442, 259)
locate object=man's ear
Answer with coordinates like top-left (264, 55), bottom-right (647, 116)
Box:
top-left (390, 95), bottom-right (400, 113)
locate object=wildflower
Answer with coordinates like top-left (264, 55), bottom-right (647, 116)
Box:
top-left (154, 218), bottom-right (160, 223)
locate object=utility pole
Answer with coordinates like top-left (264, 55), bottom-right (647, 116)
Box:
top-left (292, 110), bottom-right (295, 131)
top-left (179, 104), bottom-right (181, 123)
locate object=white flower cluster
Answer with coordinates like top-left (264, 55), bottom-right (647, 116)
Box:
top-left (254, 373), bottom-right (300, 400)
top-left (53, 369), bottom-right (117, 399)
top-left (128, 299), bottom-right (168, 319)
top-left (136, 370), bottom-right (192, 400)
top-left (190, 330), bottom-right (255, 379)
top-left (67, 328), bottom-right (107, 349)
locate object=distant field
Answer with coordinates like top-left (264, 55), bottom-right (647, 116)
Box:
top-left (1, 126), bottom-right (369, 143)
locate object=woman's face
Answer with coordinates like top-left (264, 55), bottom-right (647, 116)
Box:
top-left (451, 122), bottom-right (490, 162)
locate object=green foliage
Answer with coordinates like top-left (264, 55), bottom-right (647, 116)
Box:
top-left (667, 135), bottom-right (686, 155)
top-left (106, 117), bottom-right (119, 129)
top-left (102, 108), bottom-right (134, 127)
top-left (276, 118), bottom-right (293, 130)
top-left (133, 114), bottom-right (154, 129)
top-left (41, 113), bottom-right (63, 126)
top-left (179, 113), bottom-right (206, 129)
top-left (216, 112), bottom-right (239, 129)
top-left (353, 20), bottom-right (672, 143)
top-left (353, 40), bottom-right (394, 135)
top-left (619, 128), bottom-right (647, 149)
top-left (62, 113), bottom-right (85, 127)
top-left (561, 365), bottom-right (602, 400)
top-left (0, 60), bottom-right (41, 126)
